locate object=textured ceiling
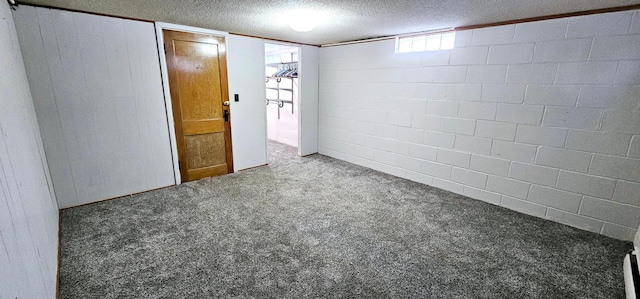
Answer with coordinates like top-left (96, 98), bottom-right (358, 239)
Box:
top-left (17, 0), bottom-right (640, 45)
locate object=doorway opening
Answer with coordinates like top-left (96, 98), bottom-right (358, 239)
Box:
top-left (265, 43), bottom-right (300, 160)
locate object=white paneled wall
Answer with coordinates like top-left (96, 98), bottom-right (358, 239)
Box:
top-left (13, 7), bottom-right (175, 208)
top-left (227, 35), bottom-right (268, 171)
top-left (299, 45), bottom-right (319, 156)
top-left (318, 10), bottom-right (640, 241)
top-left (1, 2), bottom-right (58, 298)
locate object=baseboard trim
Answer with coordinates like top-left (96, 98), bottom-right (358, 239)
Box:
top-left (59, 184), bottom-right (176, 211)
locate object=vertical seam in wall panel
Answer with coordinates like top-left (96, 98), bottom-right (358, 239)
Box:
top-left (123, 20), bottom-right (151, 187)
top-left (614, 59), bottom-right (622, 87)
top-left (587, 37), bottom-right (595, 61)
top-left (525, 184), bottom-right (533, 200)
top-left (599, 222), bottom-right (605, 234)
top-left (596, 109), bottom-right (605, 131)
top-left (595, 222), bottom-right (604, 235)
top-left (463, 65), bottom-right (469, 82)
top-left (507, 160), bottom-right (514, 177)
top-left (587, 154), bottom-right (595, 173)
top-left (472, 120), bottom-right (477, 135)
top-left (0, 223), bottom-right (11, 264)
top-left (11, 148), bottom-right (48, 294)
top-left (75, 14), bottom-right (105, 200)
top-left (0, 138), bottom-right (17, 220)
top-left (552, 63), bottom-right (560, 85)
top-left (505, 65), bottom-right (511, 84)
top-left (35, 247), bottom-right (49, 296)
top-left (578, 195), bottom-right (586, 215)
top-left (36, 9), bottom-right (79, 206)
top-left (34, 128), bottom-right (56, 207)
top-left (509, 26), bottom-right (515, 43)
top-left (616, 60), bottom-right (623, 86)
top-left (554, 159), bottom-right (561, 187)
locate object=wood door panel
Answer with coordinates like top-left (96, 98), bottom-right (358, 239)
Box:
top-left (188, 165), bottom-right (228, 180)
top-left (164, 30), bottom-right (233, 182)
top-left (173, 41), bottom-right (223, 121)
top-left (185, 133), bottom-right (227, 169)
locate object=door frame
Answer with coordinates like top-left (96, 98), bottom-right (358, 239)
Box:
top-left (263, 41), bottom-right (301, 153)
top-left (155, 22), bottom-right (230, 185)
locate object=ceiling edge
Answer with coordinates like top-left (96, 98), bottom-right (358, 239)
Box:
top-left (321, 3), bottom-right (640, 47)
top-left (455, 3), bottom-right (640, 31)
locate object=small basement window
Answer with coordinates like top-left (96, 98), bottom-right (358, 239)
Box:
top-left (396, 31), bottom-right (455, 53)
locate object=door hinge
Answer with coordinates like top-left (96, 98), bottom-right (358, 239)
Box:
top-left (163, 44), bottom-right (167, 54)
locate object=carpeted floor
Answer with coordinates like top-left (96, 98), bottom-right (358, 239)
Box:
top-left (58, 141), bottom-right (632, 298)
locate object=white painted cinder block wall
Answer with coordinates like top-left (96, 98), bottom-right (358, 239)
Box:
top-left (0, 1), bottom-right (59, 298)
top-left (318, 10), bottom-right (640, 241)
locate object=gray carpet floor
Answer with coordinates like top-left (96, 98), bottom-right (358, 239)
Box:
top-left (58, 141), bottom-right (632, 298)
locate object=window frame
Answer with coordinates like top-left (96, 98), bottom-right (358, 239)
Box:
top-left (395, 31), bottom-right (456, 53)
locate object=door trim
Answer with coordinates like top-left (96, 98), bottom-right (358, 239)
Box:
top-left (155, 22), bottom-right (230, 185)
top-left (263, 41), bottom-right (319, 158)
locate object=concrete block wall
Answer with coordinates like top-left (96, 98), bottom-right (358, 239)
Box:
top-left (318, 10), bottom-right (640, 241)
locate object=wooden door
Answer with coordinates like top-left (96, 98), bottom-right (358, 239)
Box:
top-left (163, 30), bottom-right (233, 182)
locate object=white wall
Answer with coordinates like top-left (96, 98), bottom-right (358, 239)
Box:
top-left (14, 7), bottom-right (175, 208)
top-left (299, 45), bottom-right (319, 156)
top-left (318, 10), bottom-right (640, 241)
top-left (1, 2), bottom-right (59, 298)
top-left (228, 34), bottom-right (268, 170)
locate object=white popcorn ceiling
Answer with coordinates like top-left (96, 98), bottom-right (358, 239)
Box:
top-left (18, 0), bottom-right (640, 45)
